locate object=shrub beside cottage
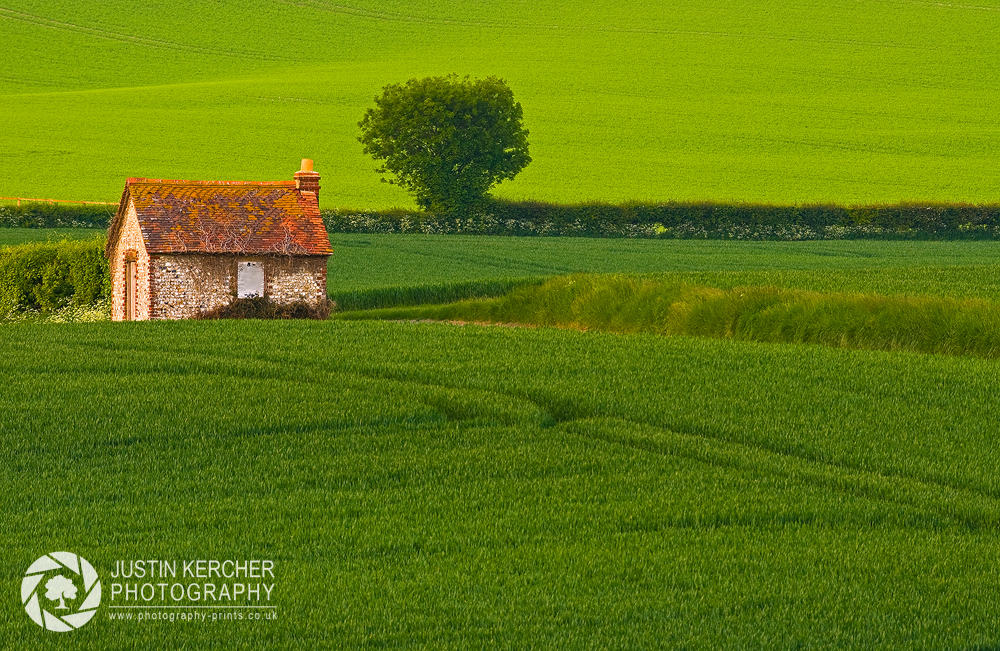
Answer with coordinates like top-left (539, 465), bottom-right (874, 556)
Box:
top-left (105, 160), bottom-right (332, 321)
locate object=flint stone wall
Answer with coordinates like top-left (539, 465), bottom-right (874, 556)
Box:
top-left (149, 254), bottom-right (328, 320)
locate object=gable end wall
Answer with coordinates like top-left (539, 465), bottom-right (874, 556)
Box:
top-left (110, 202), bottom-right (151, 321)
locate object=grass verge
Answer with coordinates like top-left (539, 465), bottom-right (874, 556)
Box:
top-left (335, 274), bottom-right (1000, 358)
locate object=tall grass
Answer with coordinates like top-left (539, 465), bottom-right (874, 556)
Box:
top-left (330, 277), bottom-right (544, 312)
top-left (337, 274), bottom-right (1000, 358)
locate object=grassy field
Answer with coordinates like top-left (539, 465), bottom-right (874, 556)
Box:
top-left (4, 234), bottom-right (1000, 646)
top-left (3, 0), bottom-right (1000, 206)
top-left (4, 319), bottom-right (1000, 649)
top-left (7, 0), bottom-right (1000, 645)
top-left (325, 234), bottom-right (1000, 296)
top-left (0, 228), bottom-right (103, 247)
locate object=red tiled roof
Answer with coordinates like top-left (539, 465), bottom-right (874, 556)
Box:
top-left (106, 178), bottom-right (332, 257)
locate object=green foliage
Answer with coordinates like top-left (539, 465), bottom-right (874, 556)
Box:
top-left (0, 202), bottom-right (112, 228)
top-left (358, 75), bottom-right (531, 213)
top-left (335, 274), bottom-right (1000, 359)
top-left (323, 200), bottom-right (1000, 239)
top-left (1, 299), bottom-right (110, 323)
top-left (0, 238), bottom-right (110, 314)
top-left (4, 320), bottom-right (1000, 648)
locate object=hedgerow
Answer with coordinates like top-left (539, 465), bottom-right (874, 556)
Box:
top-left (8, 200), bottom-right (1000, 240)
top-left (321, 200), bottom-right (1000, 240)
top-left (0, 202), bottom-right (113, 228)
top-left (0, 239), bottom-right (110, 314)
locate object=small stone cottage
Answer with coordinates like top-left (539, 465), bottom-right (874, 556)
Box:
top-left (105, 160), bottom-right (332, 320)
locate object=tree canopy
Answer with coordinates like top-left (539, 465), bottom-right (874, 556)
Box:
top-left (358, 74), bottom-right (531, 214)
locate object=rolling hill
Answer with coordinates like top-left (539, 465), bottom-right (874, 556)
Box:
top-left (2, 0), bottom-right (999, 206)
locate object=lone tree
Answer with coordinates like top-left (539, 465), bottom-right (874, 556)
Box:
top-left (358, 74), bottom-right (531, 214)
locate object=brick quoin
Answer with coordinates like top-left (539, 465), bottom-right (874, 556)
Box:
top-left (104, 160), bottom-right (332, 321)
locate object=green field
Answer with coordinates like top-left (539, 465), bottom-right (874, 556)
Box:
top-left (5, 319), bottom-right (1000, 649)
top-left (0, 228), bottom-right (103, 247)
top-left (3, 0), bottom-right (1000, 206)
top-left (4, 234), bottom-right (1000, 647)
top-left (7, 0), bottom-right (1000, 640)
top-left (325, 234), bottom-right (1000, 298)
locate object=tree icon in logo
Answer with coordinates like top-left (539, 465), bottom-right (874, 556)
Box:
top-left (45, 575), bottom-right (78, 610)
top-left (22, 552), bottom-right (101, 632)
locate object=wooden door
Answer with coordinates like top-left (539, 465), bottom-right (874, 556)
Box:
top-left (125, 260), bottom-right (136, 320)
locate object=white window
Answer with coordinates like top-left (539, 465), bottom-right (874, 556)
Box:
top-left (237, 261), bottom-right (264, 298)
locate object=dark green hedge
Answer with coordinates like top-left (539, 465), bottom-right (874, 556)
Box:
top-left (322, 200), bottom-right (1000, 240)
top-left (0, 239), bottom-right (110, 313)
top-left (7, 198), bottom-right (1000, 240)
top-left (0, 202), bottom-right (113, 228)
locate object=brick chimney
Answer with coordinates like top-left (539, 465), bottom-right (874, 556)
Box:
top-left (294, 159), bottom-right (321, 203)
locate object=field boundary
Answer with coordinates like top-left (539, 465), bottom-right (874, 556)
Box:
top-left (0, 200), bottom-right (115, 229)
top-left (322, 200), bottom-right (1000, 240)
top-left (8, 197), bottom-right (1000, 240)
top-left (0, 196), bottom-right (116, 207)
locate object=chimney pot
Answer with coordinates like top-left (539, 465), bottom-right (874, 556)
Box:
top-left (294, 159), bottom-right (321, 203)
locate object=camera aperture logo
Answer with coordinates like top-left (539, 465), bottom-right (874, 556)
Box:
top-left (22, 551), bottom-right (102, 632)
top-left (22, 552), bottom-right (278, 631)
